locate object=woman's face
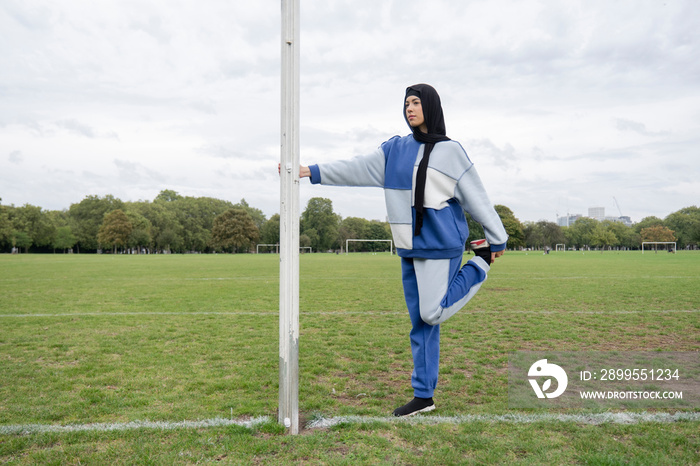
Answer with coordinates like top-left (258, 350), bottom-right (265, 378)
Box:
top-left (405, 96), bottom-right (427, 133)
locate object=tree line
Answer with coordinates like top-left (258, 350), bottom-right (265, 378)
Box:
top-left (0, 191), bottom-right (698, 253)
top-left (519, 215), bottom-right (694, 252)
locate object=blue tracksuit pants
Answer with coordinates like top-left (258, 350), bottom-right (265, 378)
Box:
top-left (401, 255), bottom-right (489, 398)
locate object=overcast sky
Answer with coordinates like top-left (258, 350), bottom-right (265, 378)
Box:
top-left (1, 0), bottom-right (698, 224)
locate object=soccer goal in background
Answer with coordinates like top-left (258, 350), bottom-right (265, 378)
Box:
top-left (642, 242), bottom-right (676, 254)
top-left (345, 239), bottom-right (393, 255)
top-left (257, 244), bottom-right (279, 254)
top-left (256, 244), bottom-right (312, 254)
top-left (556, 243), bottom-right (566, 251)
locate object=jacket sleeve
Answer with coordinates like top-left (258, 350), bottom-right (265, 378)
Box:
top-left (454, 165), bottom-right (509, 252)
top-left (309, 147), bottom-right (385, 188)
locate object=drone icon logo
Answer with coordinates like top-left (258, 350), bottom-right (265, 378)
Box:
top-left (528, 359), bottom-right (568, 399)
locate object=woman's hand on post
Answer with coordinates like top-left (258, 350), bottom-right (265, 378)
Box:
top-left (278, 163), bottom-right (310, 178)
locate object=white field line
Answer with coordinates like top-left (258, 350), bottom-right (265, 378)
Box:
top-left (475, 309), bottom-right (700, 315)
top-left (0, 309), bottom-right (698, 318)
top-left (492, 275), bottom-right (697, 280)
top-left (2, 412), bottom-right (698, 435)
top-left (0, 311), bottom-right (274, 318)
top-left (0, 416), bottom-right (271, 435)
top-left (0, 276), bottom-right (387, 282)
top-left (306, 411), bottom-right (700, 429)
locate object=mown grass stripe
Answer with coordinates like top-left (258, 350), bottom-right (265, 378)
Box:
top-left (1, 309), bottom-right (697, 318)
top-left (0, 276), bottom-right (694, 282)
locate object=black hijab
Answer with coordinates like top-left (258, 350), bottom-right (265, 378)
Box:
top-left (404, 84), bottom-right (451, 236)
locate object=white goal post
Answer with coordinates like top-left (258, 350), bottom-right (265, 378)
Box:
top-left (555, 243), bottom-right (566, 251)
top-left (345, 239), bottom-right (393, 255)
top-left (642, 242), bottom-right (676, 254)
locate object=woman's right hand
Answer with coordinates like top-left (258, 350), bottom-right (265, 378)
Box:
top-left (278, 163), bottom-right (311, 178)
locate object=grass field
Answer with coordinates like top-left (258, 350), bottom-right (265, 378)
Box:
top-left (1, 251), bottom-right (698, 464)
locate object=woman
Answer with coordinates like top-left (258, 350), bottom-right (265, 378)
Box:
top-left (299, 84), bottom-right (508, 416)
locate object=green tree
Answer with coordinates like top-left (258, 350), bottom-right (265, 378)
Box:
top-left (210, 208), bottom-right (259, 253)
top-left (591, 223), bottom-right (618, 251)
top-left (523, 221), bottom-right (543, 249)
top-left (640, 225), bottom-right (676, 252)
top-left (564, 217), bottom-right (599, 250)
top-left (540, 220), bottom-right (566, 249)
top-left (364, 220), bottom-right (392, 252)
top-left (156, 228), bottom-right (182, 253)
top-left (641, 225), bottom-right (676, 243)
top-left (155, 189), bottom-right (183, 202)
top-left (338, 217), bottom-right (370, 252)
top-left (299, 233), bottom-right (312, 248)
top-left (234, 199), bottom-right (266, 231)
top-left (301, 198), bottom-right (340, 252)
top-left (53, 226), bottom-right (77, 253)
top-left (367, 220), bottom-right (391, 239)
top-left (524, 220), bottom-right (564, 250)
top-left (12, 230), bottom-right (33, 253)
top-left (98, 209), bottom-right (133, 253)
top-left (0, 203), bottom-right (13, 251)
top-left (664, 206), bottom-right (700, 249)
top-left (12, 204), bottom-right (55, 250)
top-left (301, 228), bottom-right (318, 250)
top-left (152, 193), bottom-right (234, 252)
top-left (260, 214), bottom-right (280, 245)
top-left (181, 197), bottom-right (234, 252)
top-left (69, 195), bottom-right (124, 252)
top-left (495, 205), bottom-right (524, 249)
top-left (634, 216), bottom-right (664, 235)
top-left (47, 209), bottom-right (70, 224)
top-left (125, 210), bottom-right (153, 253)
top-left (602, 220), bottom-right (636, 250)
top-left (134, 200), bottom-right (183, 253)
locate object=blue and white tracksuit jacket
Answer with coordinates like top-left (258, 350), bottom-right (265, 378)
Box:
top-left (309, 134), bottom-right (508, 398)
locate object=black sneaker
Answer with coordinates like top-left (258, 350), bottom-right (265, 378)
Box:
top-left (393, 397), bottom-right (435, 417)
top-left (470, 239), bottom-right (492, 264)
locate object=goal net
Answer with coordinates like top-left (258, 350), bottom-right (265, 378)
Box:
top-left (345, 239), bottom-right (393, 255)
top-left (257, 243), bottom-right (279, 254)
top-left (555, 243), bottom-right (566, 251)
top-left (641, 242), bottom-right (676, 254)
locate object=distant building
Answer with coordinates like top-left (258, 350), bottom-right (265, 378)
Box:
top-left (556, 209), bottom-right (633, 227)
top-left (617, 216), bottom-right (633, 227)
top-left (588, 207), bottom-right (605, 221)
top-left (557, 214), bottom-right (582, 227)
top-left (602, 216), bottom-right (633, 227)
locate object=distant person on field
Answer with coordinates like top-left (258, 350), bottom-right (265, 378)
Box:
top-left (291, 84), bottom-right (508, 416)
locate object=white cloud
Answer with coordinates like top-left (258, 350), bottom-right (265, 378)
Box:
top-left (55, 120), bottom-right (96, 138)
top-left (8, 150), bottom-right (23, 164)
